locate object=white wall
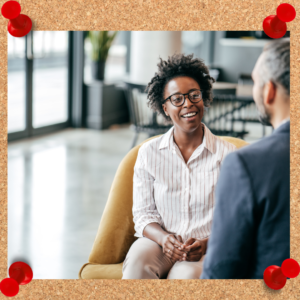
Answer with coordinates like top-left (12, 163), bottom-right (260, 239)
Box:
top-left (129, 31), bottom-right (181, 84)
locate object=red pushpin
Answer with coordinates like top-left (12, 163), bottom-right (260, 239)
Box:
top-left (0, 278), bottom-right (19, 297)
top-left (9, 262), bottom-right (33, 285)
top-left (281, 258), bottom-right (300, 278)
top-left (263, 15), bottom-right (287, 39)
top-left (263, 265), bottom-right (287, 290)
top-left (277, 3), bottom-right (296, 22)
top-left (263, 3), bottom-right (296, 39)
top-left (0, 262), bottom-right (33, 297)
top-left (1, 1), bottom-right (32, 38)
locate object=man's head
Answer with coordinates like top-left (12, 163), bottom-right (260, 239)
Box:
top-left (252, 38), bottom-right (290, 127)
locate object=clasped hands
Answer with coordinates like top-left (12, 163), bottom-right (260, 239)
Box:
top-left (162, 234), bottom-right (208, 262)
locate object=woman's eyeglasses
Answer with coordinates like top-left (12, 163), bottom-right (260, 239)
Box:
top-left (163, 90), bottom-right (203, 107)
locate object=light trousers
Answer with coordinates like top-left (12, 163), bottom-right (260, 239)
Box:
top-left (122, 237), bottom-right (205, 279)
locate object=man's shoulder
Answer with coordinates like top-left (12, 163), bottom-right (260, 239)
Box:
top-left (236, 130), bottom-right (289, 158)
top-left (223, 131), bottom-right (290, 176)
top-left (237, 121), bottom-right (290, 157)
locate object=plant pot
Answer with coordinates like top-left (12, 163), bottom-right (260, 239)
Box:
top-left (85, 81), bottom-right (129, 130)
top-left (91, 60), bottom-right (106, 81)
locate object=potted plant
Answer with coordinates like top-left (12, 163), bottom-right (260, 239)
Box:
top-left (87, 31), bottom-right (118, 81)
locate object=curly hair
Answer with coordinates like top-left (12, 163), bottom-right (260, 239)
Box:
top-left (146, 53), bottom-right (215, 122)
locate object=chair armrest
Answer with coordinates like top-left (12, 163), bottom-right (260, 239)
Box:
top-left (79, 263), bottom-right (123, 279)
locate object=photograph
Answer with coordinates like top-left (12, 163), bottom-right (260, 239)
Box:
top-left (7, 30), bottom-right (290, 280)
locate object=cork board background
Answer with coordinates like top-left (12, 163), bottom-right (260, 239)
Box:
top-left (0, 0), bottom-right (299, 299)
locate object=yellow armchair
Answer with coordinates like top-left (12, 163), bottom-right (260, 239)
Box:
top-left (78, 136), bottom-right (248, 279)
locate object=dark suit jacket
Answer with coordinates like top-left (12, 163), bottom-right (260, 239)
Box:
top-left (201, 121), bottom-right (290, 279)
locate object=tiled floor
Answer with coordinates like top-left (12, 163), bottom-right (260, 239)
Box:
top-left (8, 124), bottom-right (271, 279)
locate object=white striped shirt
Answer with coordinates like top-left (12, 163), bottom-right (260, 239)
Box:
top-left (132, 124), bottom-right (236, 243)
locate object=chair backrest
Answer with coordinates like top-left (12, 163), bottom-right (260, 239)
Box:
top-left (123, 82), bottom-right (151, 127)
top-left (123, 82), bottom-right (169, 129)
top-left (88, 135), bottom-right (249, 265)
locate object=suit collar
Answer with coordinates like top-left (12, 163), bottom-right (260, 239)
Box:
top-left (273, 120), bottom-right (290, 135)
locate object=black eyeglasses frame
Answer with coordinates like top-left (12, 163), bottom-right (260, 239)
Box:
top-left (163, 89), bottom-right (203, 107)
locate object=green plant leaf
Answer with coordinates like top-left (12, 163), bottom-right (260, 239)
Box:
top-left (86, 31), bottom-right (118, 62)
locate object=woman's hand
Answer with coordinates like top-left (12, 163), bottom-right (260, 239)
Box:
top-left (181, 237), bottom-right (208, 262)
top-left (143, 223), bottom-right (186, 262)
top-left (161, 234), bottom-right (187, 262)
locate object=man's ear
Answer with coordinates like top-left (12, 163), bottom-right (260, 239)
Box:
top-left (263, 81), bottom-right (276, 106)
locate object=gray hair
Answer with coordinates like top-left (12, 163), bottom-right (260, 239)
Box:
top-left (259, 37), bottom-right (290, 95)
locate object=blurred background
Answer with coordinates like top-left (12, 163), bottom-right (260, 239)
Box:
top-left (8, 31), bottom-right (289, 278)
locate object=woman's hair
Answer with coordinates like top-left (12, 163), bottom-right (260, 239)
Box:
top-left (146, 53), bottom-right (215, 122)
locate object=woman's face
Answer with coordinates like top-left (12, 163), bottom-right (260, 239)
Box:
top-left (162, 76), bottom-right (204, 133)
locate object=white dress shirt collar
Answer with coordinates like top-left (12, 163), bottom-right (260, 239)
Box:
top-left (158, 123), bottom-right (216, 154)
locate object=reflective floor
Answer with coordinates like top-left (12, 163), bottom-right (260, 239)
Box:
top-left (8, 125), bottom-right (148, 279)
top-left (8, 124), bottom-right (270, 279)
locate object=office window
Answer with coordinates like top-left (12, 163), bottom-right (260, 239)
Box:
top-left (32, 31), bottom-right (69, 128)
top-left (8, 34), bottom-right (26, 133)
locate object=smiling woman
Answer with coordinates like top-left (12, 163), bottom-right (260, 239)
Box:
top-left (162, 76), bottom-right (206, 163)
top-left (121, 53), bottom-right (238, 280)
top-left (147, 53), bottom-right (214, 122)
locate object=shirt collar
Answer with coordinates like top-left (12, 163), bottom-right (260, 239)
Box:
top-left (158, 126), bottom-right (174, 151)
top-left (202, 124), bottom-right (216, 154)
top-left (158, 124), bottom-right (216, 154)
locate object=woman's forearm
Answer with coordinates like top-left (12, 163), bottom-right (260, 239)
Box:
top-left (143, 222), bottom-right (169, 246)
